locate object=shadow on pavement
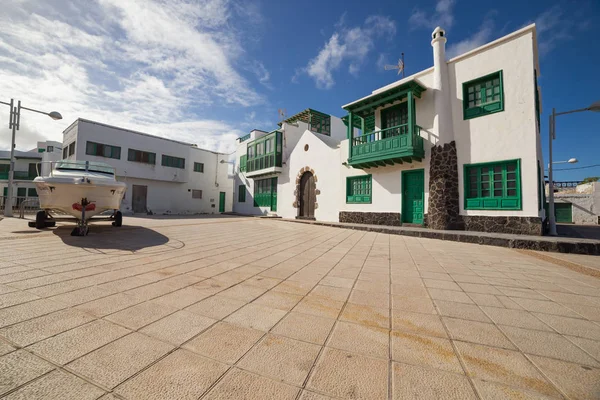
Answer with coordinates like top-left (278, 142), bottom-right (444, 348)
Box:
top-left (51, 224), bottom-right (176, 252)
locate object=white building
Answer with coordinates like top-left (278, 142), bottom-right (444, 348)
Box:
top-left (1, 140), bottom-right (62, 205)
top-left (62, 119), bottom-right (233, 215)
top-left (233, 24), bottom-right (546, 235)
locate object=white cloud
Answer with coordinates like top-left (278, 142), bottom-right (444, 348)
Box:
top-left (0, 0), bottom-right (266, 154)
top-left (532, 5), bottom-right (582, 56)
top-left (300, 15), bottom-right (396, 89)
top-left (409, 0), bottom-right (455, 30)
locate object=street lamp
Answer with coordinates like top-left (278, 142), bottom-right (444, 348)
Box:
top-left (1, 99), bottom-right (63, 217)
top-left (547, 101), bottom-right (600, 236)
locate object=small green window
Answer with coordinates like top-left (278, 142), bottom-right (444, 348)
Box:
top-left (463, 71), bottom-right (504, 120)
top-left (464, 159), bottom-right (521, 210)
top-left (239, 155), bottom-right (247, 172)
top-left (346, 175), bottom-right (372, 204)
top-left (238, 185), bottom-right (246, 202)
top-left (161, 155), bottom-right (185, 169)
top-left (28, 188), bottom-right (38, 197)
top-left (193, 162), bottom-right (204, 173)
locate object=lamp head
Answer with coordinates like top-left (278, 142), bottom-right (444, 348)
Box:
top-left (48, 111), bottom-right (62, 120)
top-left (568, 158), bottom-right (578, 164)
top-left (588, 101), bottom-right (600, 112)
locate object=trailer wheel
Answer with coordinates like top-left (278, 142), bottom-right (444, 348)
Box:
top-left (35, 210), bottom-right (46, 229)
top-left (112, 211), bottom-right (123, 227)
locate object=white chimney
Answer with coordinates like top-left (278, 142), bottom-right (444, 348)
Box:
top-left (431, 27), bottom-right (454, 144)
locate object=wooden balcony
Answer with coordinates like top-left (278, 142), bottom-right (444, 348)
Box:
top-left (348, 124), bottom-right (424, 169)
top-left (245, 131), bottom-right (283, 178)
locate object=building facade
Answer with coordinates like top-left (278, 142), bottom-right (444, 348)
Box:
top-left (62, 119), bottom-right (233, 215)
top-left (233, 24), bottom-right (546, 235)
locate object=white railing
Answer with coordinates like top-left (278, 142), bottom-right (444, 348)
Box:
top-left (0, 196), bottom-right (38, 213)
top-left (36, 160), bottom-right (117, 177)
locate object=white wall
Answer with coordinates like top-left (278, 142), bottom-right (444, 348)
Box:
top-left (449, 30), bottom-right (540, 217)
top-left (62, 119), bottom-right (233, 215)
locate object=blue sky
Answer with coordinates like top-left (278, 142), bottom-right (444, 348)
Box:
top-left (0, 0), bottom-right (598, 181)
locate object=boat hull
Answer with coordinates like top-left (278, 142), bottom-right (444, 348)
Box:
top-left (34, 177), bottom-right (126, 220)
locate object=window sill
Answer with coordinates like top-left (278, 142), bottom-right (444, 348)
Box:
top-left (463, 102), bottom-right (504, 120)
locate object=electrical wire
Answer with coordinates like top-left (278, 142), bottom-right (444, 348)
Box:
top-left (552, 163), bottom-right (600, 171)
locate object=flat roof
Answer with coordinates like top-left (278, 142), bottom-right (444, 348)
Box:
top-left (64, 118), bottom-right (226, 155)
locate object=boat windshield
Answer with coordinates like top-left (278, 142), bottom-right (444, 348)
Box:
top-left (55, 160), bottom-right (115, 175)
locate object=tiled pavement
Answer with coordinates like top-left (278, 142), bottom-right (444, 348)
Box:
top-left (0, 216), bottom-right (599, 399)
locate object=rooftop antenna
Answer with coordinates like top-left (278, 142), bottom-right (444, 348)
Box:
top-left (384, 53), bottom-right (405, 78)
top-left (278, 108), bottom-right (287, 122)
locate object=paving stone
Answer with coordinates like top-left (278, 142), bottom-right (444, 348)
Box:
top-left (74, 293), bottom-right (142, 317)
top-left (307, 347), bottom-right (388, 399)
top-left (225, 303), bottom-right (287, 331)
top-left (348, 289), bottom-right (389, 308)
top-left (392, 362), bottom-right (477, 400)
top-left (311, 285), bottom-right (351, 302)
top-left (320, 276), bottom-right (355, 289)
top-left (272, 312), bottom-right (335, 345)
top-left (3, 369), bottom-right (105, 400)
top-left (455, 341), bottom-right (561, 398)
top-left (0, 299), bottom-right (66, 328)
top-left (472, 378), bottom-right (558, 399)
top-left (238, 334), bottom-right (321, 385)
top-left (293, 296), bottom-right (344, 319)
top-left (568, 336), bottom-right (600, 361)
top-left (140, 310), bottom-right (216, 345)
top-left (150, 287), bottom-right (212, 309)
top-left (340, 303), bottom-right (389, 329)
top-left (481, 307), bottom-right (553, 331)
top-left (424, 279), bottom-right (462, 291)
top-left (428, 288), bottom-right (474, 304)
top-left (458, 283), bottom-right (503, 295)
top-left (511, 298), bottom-right (580, 318)
top-left (298, 390), bottom-right (336, 399)
top-left (253, 290), bottom-right (303, 311)
top-left (435, 300), bottom-right (491, 322)
top-left (0, 308), bottom-right (95, 347)
top-left (392, 310), bottom-right (447, 338)
top-left (329, 321), bottom-right (389, 359)
top-left (533, 313), bottom-right (600, 340)
top-left (67, 332), bottom-right (174, 389)
top-left (500, 325), bottom-right (599, 366)
top-left (105, 300), bottom-right (178, 330)
top-left (204, 368), bottom-right (299, 400)
top-left (529, 355), bottom-right (600, 400)
top-left (184, 321), bottom-right (264, 364)
top-left (444, 318), bottom-right (516, 350)
top-left (49, 286), bottom-right (114, 307)
top-left (0, 291), bottom-right (40, 309)
top-left (354, 279), bottom-right (390, 293)
top-left (272, 280), bottom-right (314, 296)
top-left (0, 350), bottom-right (54, 396)
top-left (115, 349), bottom-right (228, 400)
top-left (0, 339), bottom-right (15, 356)
top-left (391, 331), bottom-right (463, 374)
top-left (391, 295), bottom-right (436, 314)
top-left (27, 319), bottom-right (130, 365)
top-left (219, 284), bottom-right (268, 302)
top-left (185, 295), bottom-right (246, 320)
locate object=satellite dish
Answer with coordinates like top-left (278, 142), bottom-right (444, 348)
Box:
top-left (384, 53), bottom-right (405, 77)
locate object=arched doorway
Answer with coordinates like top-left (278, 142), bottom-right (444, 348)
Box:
top-left (299, 171), bottom-right (315, 219)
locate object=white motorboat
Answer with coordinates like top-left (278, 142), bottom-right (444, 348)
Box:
top-left (33, 160), bottom-right (126, 235)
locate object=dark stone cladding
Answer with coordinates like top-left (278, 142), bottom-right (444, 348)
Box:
top-left (463, 216), bottom-right (543, 236)
top-left (428, 141), bottom-right (462, 230)
top-left (339, 211), bottom-right (401, 226)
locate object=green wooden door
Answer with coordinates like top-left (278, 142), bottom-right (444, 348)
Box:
top-left (270, 177), bottom-right (278, 212)
top-left (219, 192), bottom-right (226, 213)
top-left (402, 170), bottom-right (425, 224)
top-left (554, 203), bottom-right (572, 223)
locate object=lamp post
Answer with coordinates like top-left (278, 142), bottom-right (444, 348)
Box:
top-left (1, 99), bottom-right (62, 217)
top-left (547, 101), bottom-right (600, 236)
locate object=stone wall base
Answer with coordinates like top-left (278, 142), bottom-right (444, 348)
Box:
top-left (339, 212), bottom-right (401, 226)
top-left (462, 216), bottom-right (543, 236)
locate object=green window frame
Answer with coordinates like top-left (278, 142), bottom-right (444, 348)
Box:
top-left (346, 175), bottom-right (372, 204)
top-left (238, 185), bottom-right (246, 202)
top-left (239, 155), bottom-right (247, 172)
top-left (463, 70), bottom-right (504, 120)
top-left (464, 159), bottom-right (521, 210)
top-left (161, 154), bottom-right (185, 169)
top-left (128, 149), bottom-right (156, 165)
top-left (193, 162), bottom-right (204, 173)
top-left (253, 178), bottom-right (277, 209)
top-left (309, 112), bottom-right (331, 135)
top-left (85, 141), bottom-right (121, 160)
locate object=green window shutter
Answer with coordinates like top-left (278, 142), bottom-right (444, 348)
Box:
top-left (464, 159), bottom-right (521, 210)
top-left (463, 70), bottom-right (504, 120)
top-left (238, 185), bottom-right (246, 202)
top-left (240, 155), bottom-right (247, 172)
top-left (28, 188), bottom-right (38, 197)
top-left (346, 175), bottom-right (372, 204)
top-left (364, 114), bottom-right (375, 134)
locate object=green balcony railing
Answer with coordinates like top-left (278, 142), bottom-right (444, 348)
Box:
top-left (0, 171), bottom-right (36, 180)
top-left (349, 124), bottom-right (424, 168)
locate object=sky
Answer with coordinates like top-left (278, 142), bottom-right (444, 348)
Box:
top-left (0, 0), bottom-right (599, 181)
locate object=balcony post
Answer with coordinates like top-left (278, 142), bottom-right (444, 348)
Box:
top-left (347, 112), bottom-right (353, 162)
top-left (407, 90), bottom-right (414, 147)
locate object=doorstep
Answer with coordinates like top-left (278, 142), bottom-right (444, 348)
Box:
top-left (275, 218), bottom-right (600, 256)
